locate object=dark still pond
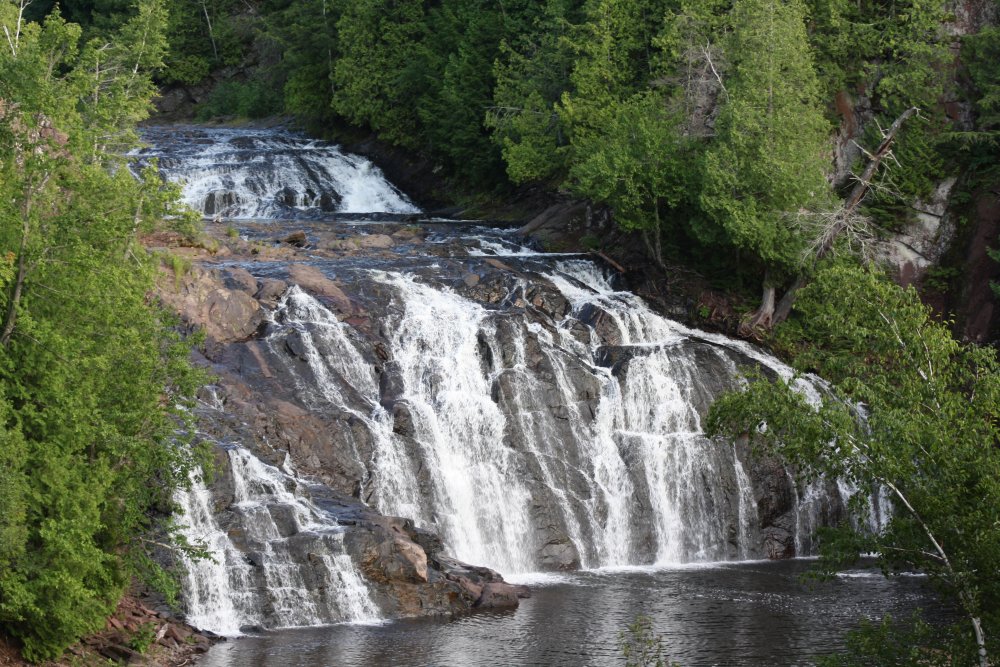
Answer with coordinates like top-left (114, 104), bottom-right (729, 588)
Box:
top-left (195, 560), bottom-right (939, 667)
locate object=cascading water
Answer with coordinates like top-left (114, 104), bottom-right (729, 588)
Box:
top-left (259, 259), bottom-right (839, 574)
top-left (143, 126), bottom-right (876, 640)
top-left (136, 127), bottom-right (419, 218)
top-left (174, 446), bottom-right (380, 635)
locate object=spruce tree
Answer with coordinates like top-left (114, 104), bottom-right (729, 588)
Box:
top-left (696, 0), bottom-right (831, 328)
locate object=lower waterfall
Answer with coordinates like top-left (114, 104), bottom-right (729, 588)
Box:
top-left (261, 259), bottom-right (837, 574)
top-left (175, 447), bottom-right (380, 635)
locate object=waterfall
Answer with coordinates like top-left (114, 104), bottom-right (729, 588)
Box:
top-left (142, 125), bottom-right (872, 629)
top-left (259, 262), bottom-right (838, 574)
top-left (136, 127), bottom-right (419, 219)
top-left (174, 447), bottom-right (380, 635)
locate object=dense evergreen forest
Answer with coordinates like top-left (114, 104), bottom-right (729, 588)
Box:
top-left (0, 1), bottom-right (206, 660)
top-left (1, 0), bottom-right (999, 663)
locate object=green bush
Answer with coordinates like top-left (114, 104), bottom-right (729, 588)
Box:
top-left (195, 80), bottom-right (283, 120)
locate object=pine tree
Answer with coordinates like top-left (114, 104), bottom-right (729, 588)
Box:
top-left (696, 0), bottom-right (831, 330)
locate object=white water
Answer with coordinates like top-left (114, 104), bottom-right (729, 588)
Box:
top-left (138, 127), bottom-right (419, 218)
top-left (151, 128), bottom-right (888, 638)
top-left (261, 262), bottom-right (839, 575)
top-left (175, 447), bottom-right (380, 635)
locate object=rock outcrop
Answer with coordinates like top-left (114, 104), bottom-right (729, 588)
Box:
top-left (156, 265), bottom-right (264, 347)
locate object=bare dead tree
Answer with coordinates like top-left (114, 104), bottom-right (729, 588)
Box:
top-left (742, 106), bottom-right (921, 335)
top-left (200, 0), bottom-right (218, 60)
top-left (674, 39), bottom-right (727, 138)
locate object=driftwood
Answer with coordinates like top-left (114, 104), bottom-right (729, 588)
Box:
top-left (591, 250), bottom-right (627, 275)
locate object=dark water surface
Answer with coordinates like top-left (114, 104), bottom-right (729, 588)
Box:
top-left (196, 560), bottom-right (938, 666)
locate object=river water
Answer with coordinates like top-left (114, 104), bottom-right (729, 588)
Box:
top-left (196, 561), bottom-right (935, 666)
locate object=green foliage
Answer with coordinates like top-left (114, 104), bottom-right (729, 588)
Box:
top-left (802, 0), bottom-right (951, 111)
top-left (160, 251), bottom-right (193, 289)
top-left (922, 265), bottom-right (960, 292)
top-left (964, 25), bottom-right (1000, 134)
top-left (859, 117), bottom-right (949, 231)
top-left (195, 79), bottom-right (283, 120)
top-left (618, 615), bottom-right (679, 667)
top-left (262, 0), bottom-right (340, 123)
top-left (160, 0), bottom-right (255, 86)
top-left (486, 1), bottom-right (580, 184)
top-left (331, 0), bottom-right (431, 147)
top-left (697, 0), bottom-right (831, 274)
top-left (0, 2), bottom-right (204, 660)
top-left (707, 262), bottom-right (1000, 663)
top-left (127, 622), bottom-right (157, 654)
top-left (818, 613), bottom-right (975, 667)
top-left (567, 90), bottom-right (692, 232)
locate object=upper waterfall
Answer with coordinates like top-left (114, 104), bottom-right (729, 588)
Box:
top-left (136, 127), bottom-right (420, 219)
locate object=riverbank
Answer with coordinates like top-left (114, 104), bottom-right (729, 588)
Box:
top-left (0, 597), bottom-right (214, 667)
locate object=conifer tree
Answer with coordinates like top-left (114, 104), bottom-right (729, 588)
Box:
top-left (696, 0), bottom-right (831, 331)
top-left (0, 2), bottom-right (203, 659)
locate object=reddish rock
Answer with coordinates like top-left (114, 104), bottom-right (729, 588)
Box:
top-left (474, 582), bottom-right (521, 609)
top-left (256, 278), bottom-right (289, 307)
top-left (158, 265), bottom-right (265, 344)
top-left (287, 264), bottom-right (354, 315)
top-left (357, 233), bottom-right (394, 249)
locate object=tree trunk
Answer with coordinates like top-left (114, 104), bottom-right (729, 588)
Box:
top-left (969, 611), bottom-right (988, 667)
top-left (1, 249), bottom-right (26, 348)
top-left (640, 226), bottom-right (666, 270)
top-left (201, 0), bottom-right (219, 60)
top-left (1, 181), bottom-right (37, 348)
top-left (640, 205), bottom-right (666, 270)
top-left (740, 276), bottom-right (776, 338)
top-left (772, 275), bottom-right (806, 327)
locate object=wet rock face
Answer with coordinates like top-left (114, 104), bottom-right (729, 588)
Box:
top-left (193, 245), bottom-right (834, 571)
top-left (341, 515), bottom-right (524, 617)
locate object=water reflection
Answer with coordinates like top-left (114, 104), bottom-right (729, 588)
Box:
top-left (197, 561), bottom-right (937, 666)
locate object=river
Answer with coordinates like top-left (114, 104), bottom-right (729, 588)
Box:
top-left (196, 561), bottom-right (935, 666)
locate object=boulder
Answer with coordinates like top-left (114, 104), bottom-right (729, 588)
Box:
top-left (217, 267), bottom-right (258, 295)
top-left (158, 266), bottom-right (264, 344)
top-left (392, 402), bottom-right (417, 437)
top-left (255, 278), bottom-right (289, 308)
top-left (282, 231), bottom-right (308, 247)
top-left (287, 264), bottom-right (354, 315)
top-left (357, 233), bottom-right (394, 249)
top-left (538, 537), bottom-right (581, 570)
top-left (392, 227), bottom-right (424, 241)
top-left (355, 522), bottom-right (430, 584)
top-left (474, 582), bottom-right (521, 609)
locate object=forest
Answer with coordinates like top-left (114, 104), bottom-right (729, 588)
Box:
top-left (0, 0), bottom-right (999, 664)
top-left (154, 0), bottom-right (1000, 294)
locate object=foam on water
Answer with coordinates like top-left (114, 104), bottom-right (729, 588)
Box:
top-left (137, 127), bottom-right (419, 219)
